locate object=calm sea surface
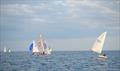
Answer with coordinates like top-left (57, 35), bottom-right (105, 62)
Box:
top-left (0, 51), bottom-right (120, 71)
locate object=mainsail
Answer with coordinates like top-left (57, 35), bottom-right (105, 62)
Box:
top-left (91, 32), bottom-right (107, 54)
top-left (36, 35), bottom-right (44, 53)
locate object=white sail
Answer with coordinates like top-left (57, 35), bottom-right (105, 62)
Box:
top-left (8, 49), bottom-right (11, 53)
top-left (91, 32), bottom-right (107, 54)
top-left (43, 39), bottom-right (52, 54)
top-left (39, 35), bottom-right (45, 52)
top-left (44, 48), bottom-right (52, 54)
top-left (32, 40), bottom-right (40, 52)
top-left (35, 35), bottom-right (44, 53)
top-left (4, 47), bottom-right (7, 52)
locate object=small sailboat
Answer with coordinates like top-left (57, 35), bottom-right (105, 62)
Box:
top-left (4, 47), bottom-right (7, 53)
top-left (8, 49), bottom-right (11, 53)
top-left (91, 32), bottom-right (107, 59)
top-left (29, 34), bottom-right (52, 55)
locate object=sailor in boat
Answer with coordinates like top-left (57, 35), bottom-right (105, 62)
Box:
top-left (99, 53), bottom-right (107, 58)
top-left (103, 53), bottom-right (106, 56)
top-left (41, 51), bottom-right (46, 55)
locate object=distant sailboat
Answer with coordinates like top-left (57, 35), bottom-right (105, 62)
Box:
top-left (3, 47), bottom-right (11, 53)
top-left (29, 34), bottom-right (52, 55)
top-left (91, 32), bottom-right (107, 58)
top-left (8, 49), bottom-right (11, 53)
top-left (4, 47), bottom-right (7, 53)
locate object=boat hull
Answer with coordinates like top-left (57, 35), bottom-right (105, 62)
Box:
top-left (32, 48), bottom-right (52, 55)
top-left (98, 55), bottom-right (107, 59)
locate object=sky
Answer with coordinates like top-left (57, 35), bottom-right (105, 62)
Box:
top-left (0, 0), bottom-right (120, 51)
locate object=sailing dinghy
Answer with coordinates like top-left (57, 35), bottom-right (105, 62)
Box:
top-left (4, 47), bottom-right (7, 53)
top-left (29, 34), bottom-right (52, 55)
top-left (8, 49), bottom-right (11, 53)
top-left (91, 32), bottom-right (107, 58)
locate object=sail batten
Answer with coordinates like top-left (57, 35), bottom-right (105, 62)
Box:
top-left (91, 32), bottom-right (107, 54)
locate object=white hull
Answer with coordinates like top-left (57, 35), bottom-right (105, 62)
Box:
top-left (98, 55), bottom-right (107, 59)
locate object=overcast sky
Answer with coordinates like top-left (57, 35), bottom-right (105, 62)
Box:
top-left (0, 0), bottom-right (120, 51)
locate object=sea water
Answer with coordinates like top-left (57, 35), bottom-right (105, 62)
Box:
top-left (0, 51), bottom-right (120, 71)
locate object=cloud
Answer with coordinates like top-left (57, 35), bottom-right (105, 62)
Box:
top-left (63, 0), bottom-right (120, 29)
top-left (1, 0), bottom-right (119, 17)
top-left (31, 18), bottom-right (46, 22)
top-left (1, 4), bottom-right (34, 16)
top-left (66, 0), bottom-right (119, 16)
top-left (0, 3), bottom-right (50, 17)
top-left (1, 0), bottom-right (119, 34)
top-left (53, 0), bottom-right (66, 6)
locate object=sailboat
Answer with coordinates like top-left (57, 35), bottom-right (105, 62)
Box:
top-left (4, 47), bottom-right (7, 53)
top-left (8, 49), bottom-right (11, 53)
top-left (91, 32), bottom-right (107, 58)
top-left (29, 34), bottom-right (52, 55)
